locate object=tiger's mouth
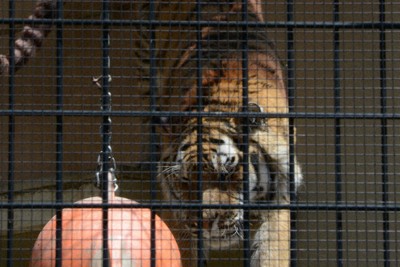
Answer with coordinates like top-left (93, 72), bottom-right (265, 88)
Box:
top-left (184, 212), bottom-right (244, 249)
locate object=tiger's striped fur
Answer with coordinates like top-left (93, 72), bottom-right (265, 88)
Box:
top-left (157, 1), bottom-right (303, 266)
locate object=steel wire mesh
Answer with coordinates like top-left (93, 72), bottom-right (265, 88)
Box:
top-left (0, 1), bottom-right (400, 266)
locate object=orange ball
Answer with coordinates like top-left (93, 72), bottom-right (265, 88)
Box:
top-left (30, 196), bottom-right (181, 267)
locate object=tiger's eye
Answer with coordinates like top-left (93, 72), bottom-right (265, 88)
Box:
top-left (181, 176), bottom-right (190, 183)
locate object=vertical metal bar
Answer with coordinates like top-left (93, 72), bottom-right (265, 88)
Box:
top-left (7, 0), bottom-right (15, 266)
top-left (241, 1), bottom-right (251, 266)
top-left (55, 0), bottom-right (64, 266)
top-left (379, 1), bottom-right (390, 266)
top-left (286, 1), bottom-right (297, 266)
top-left (195, 1), bottom-right (205, 266)
top-left (333, 1), bottom-right (343, 266)
top-left (101, 0), bottom-right (111, 266)
top-left (148, 0), bottom-right (157, 266)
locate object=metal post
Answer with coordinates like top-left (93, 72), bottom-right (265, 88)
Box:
top-left (195, 1), bottom-right (205, 265)
top-left (379, 1), bottom-right (390, 266)
top-left (286, 0), bottom-right (297, 266)
top-left (7, 0), bottom-right (15, 265)
top-left (333, 2), bottom-right (343, 266)
top-left (149, 0), bottom-right (157, 266)
top-left (101, 0), bottom-right (111, 265)
top-left (241, 1), bottom-right (251, 267)
top-left (55, 0), bottom-right (64, 266)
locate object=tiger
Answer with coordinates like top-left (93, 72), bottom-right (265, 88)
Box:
top-left (2, 0), bottom-right (303, 266)
top-left (156, 1), bottom-right (303, 266)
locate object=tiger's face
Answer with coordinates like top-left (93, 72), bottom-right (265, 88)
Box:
top-left (159, 125), bottom-right (274, 249)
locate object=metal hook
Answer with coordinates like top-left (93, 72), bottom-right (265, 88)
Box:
top-left (92, 75), bottom-right (112, 89)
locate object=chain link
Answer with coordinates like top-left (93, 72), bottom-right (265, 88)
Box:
top-left (92, 75), bottom-right (118, 193)
top-left (95, 152), bottom-right (118, 192)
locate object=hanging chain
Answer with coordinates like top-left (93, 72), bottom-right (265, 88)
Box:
top-left (92, 74), bottom-right (118, 192)
top-left (95, 149), bottom-right (118, 192)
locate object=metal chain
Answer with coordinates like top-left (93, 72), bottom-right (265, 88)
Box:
top-left (95, 151), bottom-right (118, 192)
top-left (92, 74), bottom-right (118, 193)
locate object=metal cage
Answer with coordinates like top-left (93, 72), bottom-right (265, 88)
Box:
top-left (1, 1), bottom-right (399, 266)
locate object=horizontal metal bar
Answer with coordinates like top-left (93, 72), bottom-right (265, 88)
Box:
top-left (0, 109), bottom-right (400, 119)
top-left (0, 202), bottom-right (399, 211)
top-left (1, 18), bottom-right (400, 30)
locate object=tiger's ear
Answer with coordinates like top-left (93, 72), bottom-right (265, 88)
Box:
top-left (237, 102), bottom-right (267, 130)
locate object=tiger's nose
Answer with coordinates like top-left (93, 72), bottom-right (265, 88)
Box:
top-left (211, 153), bottom-right (238, 172)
